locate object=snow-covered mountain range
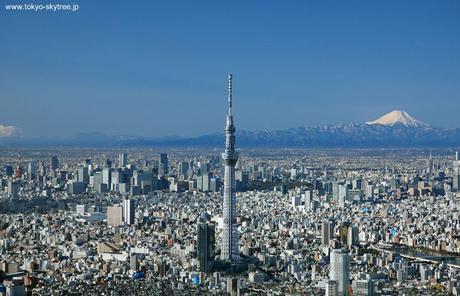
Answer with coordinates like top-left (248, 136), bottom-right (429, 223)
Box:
top-left (123, 110), bottom-right (460, 148)
top-left (2, 111), bottom-right (459, 147)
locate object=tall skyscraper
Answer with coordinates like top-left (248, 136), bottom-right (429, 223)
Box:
top-left (227, 278), bottom-right (240, 296)
top-left (202, 172), bottom-right (211, 192)
top-left (178, 161), bottom-right (189, 180)
top-left (159, 153), bottom-right (169, 176)
top-left (197, 223), bottom-right (216, 273)
top-left (27, 161), bottom-right (35, 180)
top-left (102, 168), bottom-right (111, 188)
top-left (105, 157), bottom-right (112, 168)
top-left (330, 249), bottom-right (350, 296)
top-left (221, 74), bottom-right (240, 262)
top-left (7, 181), bottom-right (20, 198)
top-left (123, 197), bottom-right (135, 225)
top-left (321, 220), bottom-right (330, 246)
top-left (51, 156), bottom-right (59, 171)
top-left (4, 165), bottom-right (14, 177)
top-left (119, 152), bottom-right (128, 168)
top-left (78, 167), bottom-right (89, 184)
top-left (347, 225), bottom-right (359, 247)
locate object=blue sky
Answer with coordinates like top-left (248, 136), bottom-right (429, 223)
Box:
top-left (1, 0), bottom-right (459, 138)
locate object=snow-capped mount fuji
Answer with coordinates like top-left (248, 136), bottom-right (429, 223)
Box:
top-left (366, 110), bottom-right (430, 128)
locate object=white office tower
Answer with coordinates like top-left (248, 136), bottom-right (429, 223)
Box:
top-left (123, 197), bottom-right (135, 225)
top-left (329, 249), bottom-right (350, 296)
top-left (119, 152), bottom-right (128, 167)
top-left (102, 168), bottom-right (111, 186)
top-left (221, 74), bottom-right (240, 262)
top-left (338, 184), bottom-right (348, 208)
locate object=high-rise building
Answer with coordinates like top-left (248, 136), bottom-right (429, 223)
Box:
top-left (227, 277), bottom-right (240, 296)
top-left (7, 181), bottom-right (20, 198)
top-left (352, 279), bottom-right (374, 296)
top-left (221, 74), bottom-right (240, 262)
top-left (15, 165), bottom-right (23, 178)
top-left (130, 254), bottom-right (138, 271)
top-left (107, 206), bottom-right (123, 226)
top-left (78, 167), bottom-right (89, 184)
top-left (68, 181), bottom-right (86, 195)
top-left (200, 162), bottom-right (210, 175)
top-left (123, 197), bottom-right (135, 225)
top-left (93, 171), bottom-right (108, 193)
top-left (235, 170), bottom-right (248, 192)
top-left (291, 195), bottom-right (301, 207)
top-left (210, 177), bottom-right (218, 192)
top-left (102, 168), bottom-right (111, 188)
top-left (322, 220), bottom-right (330, 246)
top-left (333, 182), bottom-right (348, 207)
top-left (111, 170), bottom-right (121, 191)
top-left (304, 190), bottom-right (313, 211)
top-left (453, 151), bottom-right (460, 191)
top-left (159, 153), bottom-right (169, 176)
top-left (202, 173), bottom-right (211, 192)
top-left (119, 152), bottom-right (128, 168)
top-left (325, 280), bottom-right (339, 296)
top-left (4, 165), bottom-right (14, 177)
top-left (338, 184), bottom-right (348, 208)
top-left (178, 161), bottom-right (189, 180)
top-left (76, 204), bottom-right (86, 215)
top-left (51, 156), bottom-right (59, 171)
top-left (27, 161), bottom-right (35, 180)
top-left (38, 162), bottom-right (46, 176)
top-left (329, 249), bottom-right (350, 296)
top-left (197, 223), bottom-right (215, 273)
top-left (105, 158), bottom-right (112, 168)
top-left (347, 225), bottom-right (359, 247)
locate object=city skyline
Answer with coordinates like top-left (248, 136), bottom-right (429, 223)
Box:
top-left (1, 1), bottom-right (460, 139)
top-left (1, 145), bottom-right (460, 294)
top-left (2, 1), bottom-right (460, 295)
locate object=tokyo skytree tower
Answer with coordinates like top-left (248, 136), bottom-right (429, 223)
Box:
top-left (221, 74), bottom-right (240, 262)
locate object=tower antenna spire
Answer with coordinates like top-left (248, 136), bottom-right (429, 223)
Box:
top-left (228, 74), bottom-right (232, 116)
